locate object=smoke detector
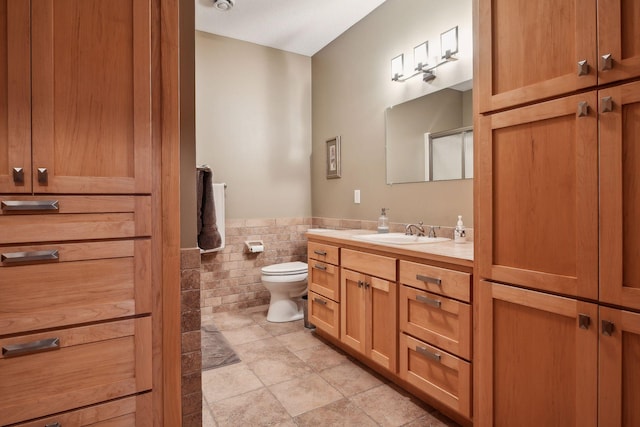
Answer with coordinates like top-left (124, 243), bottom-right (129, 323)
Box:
top-left (213, 0), bottom-right (235, 11)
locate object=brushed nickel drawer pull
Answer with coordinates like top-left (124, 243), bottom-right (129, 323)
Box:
top-left (416, 346), bottom-right (441, 362)
top-left (2, 337), bottom-right (60, 358)
top-left (12, 167), bottom-right (24, 184)
top-left (601, 320), bottom-right (615, 336)
top-left (577, 101), bottom-right (589, 117)
top-left (313, 250), bottom-right (327, 256)
top-left (1, 200), bottom-right (59, 211)
top-left (577, 59), bottom-right (589, 76)
top-left (37, 167), bottom-right (48, 184)
top-left (1, 249), bottom-right (59, 264)
top-left (313, 297), bottom-right (327, 305)
top-left (313, 264), bottom-right (327, 271)
top-left (601, 96), bottom-right (613, 113)
top-left (416, 274), bottom-right (441, 285)
top-left (45, 423), bottom-right (61, 427)
top-left (416, 294), bottom-right (442, 308)
top-left (578, 313), bottom-right (591, 330)
top-left (600, 53), bottom-right (613, 71)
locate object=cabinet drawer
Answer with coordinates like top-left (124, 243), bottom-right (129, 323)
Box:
top-left (15, 393), bottom-right (152, 427)
top-left (308, 258), bottom-right (340, 301)
top-left (0, 195), bottom-right (151, 244)
top-left (399, 333), bottom-right (471, 419)
top-left (399, 260), bottom-right (470, 303)
top-left (0, 317), bottom-right (152, 426)
top-left (308, 241), bottom-right (339, 264)
top-left (0, 239), bottom-right (151, 335)
top-left (342, 248), bottom-right (396, 281)
top-left (309, 291), bottom-right (339, 339)
top-left (399, 285), bottom-right (471, 360)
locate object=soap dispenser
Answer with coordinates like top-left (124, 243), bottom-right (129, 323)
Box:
top-left (377, 208), bottom-right (389, 233)
top-left (454, 215), bottom-right (466, 243)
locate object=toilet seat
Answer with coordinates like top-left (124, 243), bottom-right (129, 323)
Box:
top-left (261, 261), bottom-right (308, 276)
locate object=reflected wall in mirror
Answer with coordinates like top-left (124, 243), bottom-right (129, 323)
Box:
top-left (386, 80), bottom-right (472, 184)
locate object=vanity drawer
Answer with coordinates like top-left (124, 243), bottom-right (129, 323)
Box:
top-left (308, 291), bottom-right (340, 339)
top-left (399, 333), bottom-right (471, 419)
top-left (308, 258), bottom-right (340, 301)
top-left (308, 241), bottom-right (339, 265)
top-left (0, 195), bottom-right (151, 244)
top-left (0, 239), bottom-right (151, 336)
top-left (342, 248), bottom-right (396, 281)
top-left (399, 285), bottom-right (471, 360)
top-left (0, 317), bottom-right (152, 426)
top-left (15, 393), bottom-right (152, 427)
top-left (400, 261), bottom-right (470, 303)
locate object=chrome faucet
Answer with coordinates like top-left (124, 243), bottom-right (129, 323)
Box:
top-left (405, 221), bottom-right (425, 236)
top-left (428, 226), bottom-right (440, 238)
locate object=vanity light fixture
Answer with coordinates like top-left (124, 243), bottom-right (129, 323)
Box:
top-left (391, 25), bottom-right (459, 83)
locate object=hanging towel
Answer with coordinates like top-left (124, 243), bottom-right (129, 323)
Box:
top-left (197, 166), bottom-right (223, 250)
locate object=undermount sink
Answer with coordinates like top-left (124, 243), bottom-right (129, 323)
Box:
top-left (355, 233), bottom-right (450, 245)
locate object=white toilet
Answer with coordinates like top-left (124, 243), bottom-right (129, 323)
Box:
top-left (261, 261), bottom-right (308, 323)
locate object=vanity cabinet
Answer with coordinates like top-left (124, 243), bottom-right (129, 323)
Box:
top-left (398, 261), bottom-right (472, 418)
top-left (341, 249), bottom-right (397, 372)
top-left (478, 0), bottom-right (640, 113)
top-left (308, 241), bottom-right (341, 338)
top-left (1, 0), bottom-right (152, 194)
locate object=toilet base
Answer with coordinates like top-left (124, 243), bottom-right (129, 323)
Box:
top-left (267, 295), bottom-right (304, 323)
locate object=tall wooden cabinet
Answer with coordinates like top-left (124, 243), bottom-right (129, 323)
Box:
top-left (0, 0), bottom-right (171, 425)
top-left (476, 0), bottom-right (640, 425)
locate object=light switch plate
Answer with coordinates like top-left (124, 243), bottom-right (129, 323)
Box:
top-left (354, 189), bottom-right (361, 204)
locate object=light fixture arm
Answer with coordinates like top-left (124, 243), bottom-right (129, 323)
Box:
top-left (391, 55), bottom-right (458, 83)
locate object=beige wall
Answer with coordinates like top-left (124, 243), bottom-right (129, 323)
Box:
top-left (195, 32), bottom-right (312, 220)
top-left (311, 0), bottom-right (474, 227)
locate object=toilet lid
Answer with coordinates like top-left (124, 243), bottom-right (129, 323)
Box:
top-left (261, 261), bottom-right (308, 276)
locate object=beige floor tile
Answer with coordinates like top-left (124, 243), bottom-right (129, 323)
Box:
top-left (202, 363), bottom-right (263, 403)
top-left (210, 388), bottom-right (295, 427)
top-left (269, 373), bottom-right (343, 417)
top-left (261, 319), bottom-right (306, 336)
top-left (221, 324), bottom-right (271, 345)
top-left (208, 311), bottom-right (256, 330)
top-left (350, 384), bottom-right (430, 426)
top-left (275, 329), bottom-right (325, 352)
top-left (294, 343), bottom-right (348, 371)
top-left (202, 399), bottom-right (217, 427)
top-left (293, 398), bottom-right (378, 426)
top-left (233, 336), bottom-right (288, 363)
top-left (246, 349), bottom-right (313, 386)
top-left (319, 360), bottom-right (385, 396)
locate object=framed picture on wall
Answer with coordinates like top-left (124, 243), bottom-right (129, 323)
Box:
top-left (326, 136), bottom-right (341, 179)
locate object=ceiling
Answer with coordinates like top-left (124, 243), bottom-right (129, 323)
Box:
top-left (194, 0), bottom-right (387, 57)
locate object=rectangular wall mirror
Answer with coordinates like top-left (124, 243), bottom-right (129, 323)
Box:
top-left (385, 80), bottom-right (472, 184)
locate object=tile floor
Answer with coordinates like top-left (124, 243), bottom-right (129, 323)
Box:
top-left (202, 307), bottom-right (461, 427)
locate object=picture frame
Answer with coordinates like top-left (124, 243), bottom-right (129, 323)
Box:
top-left (326, 136), bottom-right (341, 179)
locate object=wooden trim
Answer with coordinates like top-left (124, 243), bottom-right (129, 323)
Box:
top-left (598, 0), bottom-right (640, 84)
top-left (159, 0), bottom-right (182, 424)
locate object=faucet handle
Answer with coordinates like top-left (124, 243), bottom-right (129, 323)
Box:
top-left (428, 226), bottom-right (440, 238)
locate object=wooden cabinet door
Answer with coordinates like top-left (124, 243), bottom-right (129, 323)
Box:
top-left (600, 81), bottom-right (640, 310)
top-left (340, 268), bottom-right (366, 354)
top-left (0, 0), bottom-right (30, 193)
top-left (31, 0), bottom-right (152, 194)
top-left (368, 276), bottom-right (396, 372)
top-left (599, 307), bottom-right (640, 426)
top-left (476, 281), bottom-right (598, 427)
top-left (597, 0), bottom-right (640, 84)
top-left (477, 0), bottom-right (597, 113)
top-left (477, 92), bottom-right (598, 299)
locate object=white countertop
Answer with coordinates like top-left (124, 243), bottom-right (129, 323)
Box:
top-left (306, 228), bottom-right (474, 267)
